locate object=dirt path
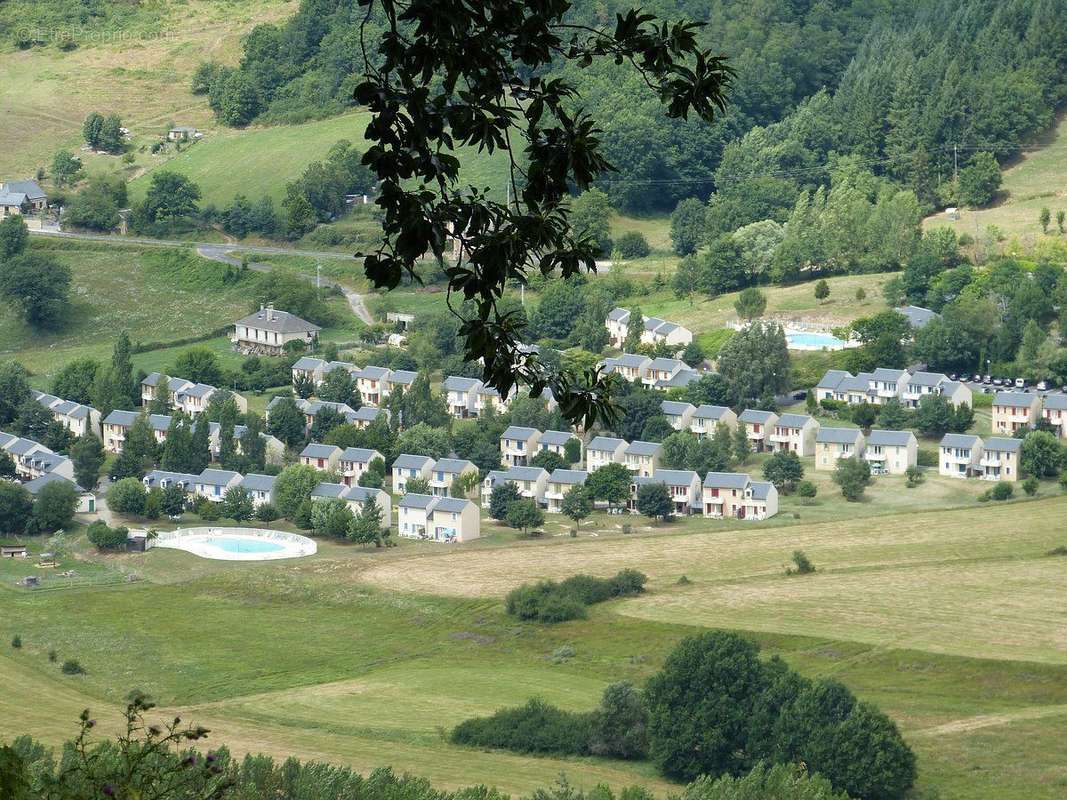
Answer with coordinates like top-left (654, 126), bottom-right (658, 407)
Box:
top-left (915, 704), bottom-right (1067, 736)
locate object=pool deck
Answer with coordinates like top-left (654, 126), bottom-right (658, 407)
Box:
top-left (151, 527), bottom-right (317, 561)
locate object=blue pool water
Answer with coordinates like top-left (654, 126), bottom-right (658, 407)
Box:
top-left (786, 332), bottom-right (845, 349)
top-left (207, 537), bottom-right (285, 554)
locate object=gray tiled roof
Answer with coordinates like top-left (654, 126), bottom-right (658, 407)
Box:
top-left (871, 368), bottom-right (908, 381)
top-left (612, 353), bottom-right (652, 369)
top-left (198, 469), bottom-right (241, 486)
top-left (103, 409), bottom-right (138, 427)
top-left (443, 376), bottom-right (481, 391)
top-left (291, 356), bottom-right (325, 371)
top-left (345, 485), bottom-right (385, 504)
top-left (587, 436), bottom-right (626, 451)
top-left (994, 391), bottom-right (1034, 408)
top-left (359, 365), bottom-right (391, 380)
top-left (776, 413), bottom-right (813, 428)
top-left (607, 307), bottom-right (630, 322)
top-left (502, 426), bottom-right (539, 440)
top-left (538, 430), bottom-right (575, 446)
top-left (393, 453), bottom-right (434, 470)
top-left (648, 357), bottom-right (685, 371)
top-left (1043, 394), bottom-right (1067, 410)
top-left (940, 433), bottom-right (980, 448)
top-left (236, 308), bottom-right (321, 334)
top-left (816, 370), bottom-right (852, 390)
top-left (240, 474), bottom-right (276, 492)
top-left (896, 305), bottom-right (939, 328)
top-left (311, 482), bottom-right (347, 499)
top-left (399, 493), bottom-right (435, 509)
top-left (389, 370), bottom-right (417, 385)
top-left (739, 409), bottom-right (777, 424)
top-left (867, 429), bottom-right (914, 446)
top-left (432, 496), bottom-right (471, 513)
top-left (816, 427), bottom-right (863, 444)
top-left (907, 371), bottom-right (947, 387)
top-left (651, 469), bottom-right (697, 485)
top-left (300, 443), bottom-right (340, 459)
top-left (661, 401), bottom-right (695, 416)
top-left (502, 466), bottom-right (548, 481)
top-left (625, 440), bottom-right (662, 456)
top-left (748, 480), bottom-right (774, 500)
top-left (703, 471), bottom-right (749, 489)
top-left (25, 472), bottom-right (85, 495)
top-left (340, 447), bottom-right (380, 463)
top-left (434, 458), bottom-right (476, 474)
top-left (693, 404), bottom-right (730, 420)
top-left (983, 436), bottom-right (1022, 452)
top-left (549, 469), bottom-right (587, 484)
top-left (2, 179), bottom-right (46, 200)
top-left (143, 470), bottom-right (198, 487)
top-left (353, 406), bottom-right (386, 422)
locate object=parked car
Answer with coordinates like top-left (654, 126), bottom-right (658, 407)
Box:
top-left (993, 378), bottom-right (1004, 386)
top-left (959, 374), bottom-right (970, 383)
top-left (1037, 381), bottom-right (1048, 391)
top-left (949, 374), bottom-right (958, 381)
top-left (1015, 378), bottom-right (1026, 388)
top-left (983, 374), bottom-right (992, 383)
top-left (1062, 385), bottom-right (1067, 394)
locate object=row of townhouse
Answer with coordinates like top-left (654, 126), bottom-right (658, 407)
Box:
top-left (140, 373), bottom-right (249, 416)
top-left (101, 410), bottom-right (285, 461)
top-left (991, 391), bottom-right (1067, 438)
top-left (660, 401), bottom-right (738, 439)
top-left (265, 396), bottom-right (388, 433)
top-left (814, 427), bottom-right (919, 475)
top-left (938, 434), bottom-right (1022, 480)
top-left (600, 354), bottom-right (701, 391)
top-left (390, 454), bottom-right (478, 495)
top-left (482, 464), bottom-right (778, 521)
top-left (499, 426), bottom-right (579, 467)
top-left (290, 357), bottom-right (419, 406)
top-left (585, 436), bottom-right (662, 476)
top-left (604, 308), bottom-right (694, 349)
top-left (396, 493), bottom-right (480, 542)
top-left (815, 368), bottom-right (972, 408)
top-left (442, 376), bottom-right (517, 418)
top-left (0, 430), bottom-right (96, 512)
top-left (298, 444), bottom-right (384, 486)
top-left (30, 391), bottom-right (101, 438)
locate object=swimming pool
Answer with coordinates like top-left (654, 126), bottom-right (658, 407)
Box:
top-left (786, 331), bottom-right (847, 350)
top-left (152, 527), bottom-right (316, 561)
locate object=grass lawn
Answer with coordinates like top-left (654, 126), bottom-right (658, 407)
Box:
top-left (2, 495), bottom-right (1067, 799)
top-left (924, 111), bottom-right (1067, 253)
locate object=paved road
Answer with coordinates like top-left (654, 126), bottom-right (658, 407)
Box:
top-left (28, 227), bottom-right (375, 326)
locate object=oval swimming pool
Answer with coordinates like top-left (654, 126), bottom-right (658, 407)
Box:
top-left (152, 528), bottom-right (316, 561)
top-left (786, 331), bottom-right (846, 350)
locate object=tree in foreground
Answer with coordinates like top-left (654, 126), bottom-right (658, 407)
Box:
top-left (349, 500), bottom-right (388, 547)
top-left (814, 279), bottom-right (830, 301)
top-left (762, 451), bottom-right (803, 494)
top-left (681, 763), bottom-right (850, 800)
top-left (488, 481), bottom-right (521, 521)
top-left (560, 485), bottom-right (593, 530)
top-left (507, 499), bottom-right (544, 537)
top-left (833, 457), bottom-right (872, 501)
top-left (733, 287), bottom-right (767, 320)
top-left (0, 253), bottom-right (72, 329)
top-left (636, 482), bottom-right (673, 522)
top-left (585, 463), bottom-right (632, 511)
top-left (354, 0), bottom-right (731, 428)
top-left (32, 480), bottom-right (79, 533)
top-left (272, 464), bottom-right (321, 518)
top-left (0, 482), bottom-right (32, 536)
top-left (220, 487), bottom-right (254, 522)
top-left (1021, 430), bottom-right (1062, 478)
top-left (70, 432), bottom-right (105, 491)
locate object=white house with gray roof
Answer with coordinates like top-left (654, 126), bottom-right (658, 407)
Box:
top-left (538, 430), bottom-right (578, 461)
top-left (992, 391), bottom-right (1040, 434)
top-left (863, 429), bottom-right (917, 475)
top-left (352, 405), bottom-right (389, 429)
top-left (233, 305), bottom-right (321, 355)
top-left (769, 413), bottom-right (819, 456)
top-left (397, 493), bottom-right (479, 542)
top-left (300, 443), bottom-right (341, 472)
top-left (143, 470), bottom-right (198, 493)
top-left (978, 437), bottom-right (1022, 481)
top-left (701, 472), bottom-right (777, 520)
top-left (482, 466), bottom-right (549, 508)
top-left (239, 474), bottom-right (277, 508)
top-left (344, 485), bottom-right (392, 527)
top-left (602, 354), bottom-right (653, 383)
top-left (25, 472), bottom-right (95, 514)
top-left (814, 370), bottom-right (853, 403)
top-left (392, 454), bottom-right (435, 493)
top-left (869, 368), bottom-right (909, 405)
top-left (642, 358), bottom-right (691, 390)
top-left (500, 426), bottom-right (542, 467)
top-left (939, 434), bottom-right (983, 478)
top-left (605, 308), bottom-right (692, 348)
top-left (645, 469), bottom-right (702, 515)
top-left (1041, 393), bottom-right (1067, 439)
top-left (31, 390), bottom-right (100, 438)
top-left (738, 409), bottom-right (779, 453)
top-left (585, 436), bottom-right (628, 471)
top-left (194, 469), bottom-right (242, 502)
top-left (661, 401), bottom-right (696, 431)
top-left (428, 458), bottom-right (478, 497)
top-left (0, 179), bottom-right (46, 221)
top-left (339, 447), bottom-right (383, 486)
top-left (443, 376), bottom-right (482, 418)
top-left (690, 404), bottom-right (737, 438)
top-left (624, 440), bottom-right (662, 477)
top-left (545, 469), bottom-right (588, 513)
top-left (815, 427), bottom-right (865, 470)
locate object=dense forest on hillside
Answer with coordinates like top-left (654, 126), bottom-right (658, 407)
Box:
top-left (194, 0), bottom-right (1067, 216)
top-left (0, 0), bottom-right (165, 46)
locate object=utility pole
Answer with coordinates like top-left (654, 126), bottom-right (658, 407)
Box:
top-left (953, 144), bottom-right (958, 183)
top-left (316, 263), bottom-right (321, 299)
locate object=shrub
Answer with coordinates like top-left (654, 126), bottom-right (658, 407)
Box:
top-left (504, 570), bottom-right (647, 623)
top-left (1022, 477), bottom-right (1039, 496)
top-left (589, 682), bottom-right (648, 759)
top-left (254, 503), bottom-right (280, 522)
top-left (107, 477), bottom-right (147, 515)
top-left (916, 449), bottom-right (938, 467)
top-left (61, 659), bottom-right (85, 675)
top-left (1047, 545), bottom-right (1067, 556)
top-left (86, 520), bottom-right (129, 551)
top-left (11, 634), bottom-right (21, 649)
top-left (48, 649), bottom-right (57, 662)
top-left (786, 550), bottom-right (815, 575)
top-left (990, 482), bottom-right (1014, 501)
top-left (616, 231), bottom-right (650, 258)
top-left (796, 480), bottom-right (817, 503)
top-left (451, 697), bottom-right (594, 755)
top-left (904, 465), bottom-right (924, 488)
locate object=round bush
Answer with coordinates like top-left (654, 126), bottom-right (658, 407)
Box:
top-left (616, 231), bottom-right (650, 258)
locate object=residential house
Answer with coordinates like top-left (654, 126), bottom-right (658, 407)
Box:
top-left (648, 469), bottom-right (701, 515)
top-left (300, 443), bottom-right (341, 472)
top-left (443, 376), bottom-right (482, 418)
top-left (142, 470), bottom-right (198, 493)
top-left (642, 317), bottom-right (693, 347)
top-left (702, 472), bottom-right (749, 519)
top-left (207, 423), bottom-right (284, 465)
top-left (500, 426), bottom-right (542, 467)
top-left (24, 472), bottom-right (95, 514)
top-left (769, 413), bottom-right (819, 456)
top-left (815, 427), bottom-right (865, 470)
top-left (356, 365), bottom-right (392, 405)
top-left (0, 179), bottom-right (46, 220)
top-left (895, 305), bottom-right (939, 329)
top-left (173, 383), bottom-right (219, 416)
top-left (585, 436), bottom-right (627, 471)
top-left (352, 406), bottom-right (389, 429)
top-left (239, 474), bottom-right (277, 508)
top-left (992, 392), bottom-right (1040, 434)
top-left (31, 391), bottom-right (100, 438)
top-left (902, 371), bottom-right (948, 408)
top-left (690, 405), bottom-right (737, 439)
top-left (385, 370), bottom-right (417, 396)
top-left (814, 370), bottom-right (853, 403)
top-left (978, 437), bottom-right (1022, 481)
top-left (475, 384), bottom-right (516, 414)
top-left (290, 356), bottom-right (330, 386)
top-left (868, 368), bottom-right (908, 405)
top-left (939, 434), bottom-right (983, 478)
top-left (738, 409), bottom-right (779, 453)
top-left (840, 372), bottom-right (875, 405)
top-left (740, 481), bottom-right (778, 521)
top-left (605, 307), bottom-right (631, 347)
top-left (233, 305), bottom-right (321, 355)
top-left (1, 434), bottom-right (74, 483)
top-left (624, 440), bottom-right (662, 477)
top-left (642, 358), bottom-right (690, 390)
top-left (338, 447), bottom-right (383, 486)
top-left (428, 458), bottom-right (478, 497)
top-left (863, 429), bottom-right (917, 475)
top-left (194, 469), bottom-right (242, 502)
top-left (545, 469), bottom-right (588, 512)
top-left (939, 380), bottom-right (973, 408)
top-left (101, 409), bottom-right (139, 453)
top-left (343, 485), bottom-right (393, 528)
top-left (167, 126), bottom-right (199, 141)
top-left (481, 466), bottom-right (549, 508)
top-left (1041, 394), bottom-right (1067, 439)
top-left (392, 454), bottom-right (435, 493)
top-left (602, 353), bottom-right (652, 384)
top-left (397, 494), bottom-right (479, 542)
top-left (661, 401), bottom-right (696, 431)
top-left (538, 430), bottom-right (578, 461)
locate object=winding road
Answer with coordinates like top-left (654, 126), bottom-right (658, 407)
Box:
top-left (28, 228), bottom-right (375, 325)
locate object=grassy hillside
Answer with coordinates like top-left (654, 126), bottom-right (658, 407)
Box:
top-left (924, 112), bottom-right (1067, 252)
top-left (2, 492), bottom-right (1066, 798)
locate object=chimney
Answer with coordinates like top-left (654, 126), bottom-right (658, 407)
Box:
top-left (267, 304), bottom-right (274, 321)
top-left (258, 303), bottom-right (264, 319)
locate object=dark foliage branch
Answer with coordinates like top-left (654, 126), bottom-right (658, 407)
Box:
top-left (353, 0), bottom-right (731, 427)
